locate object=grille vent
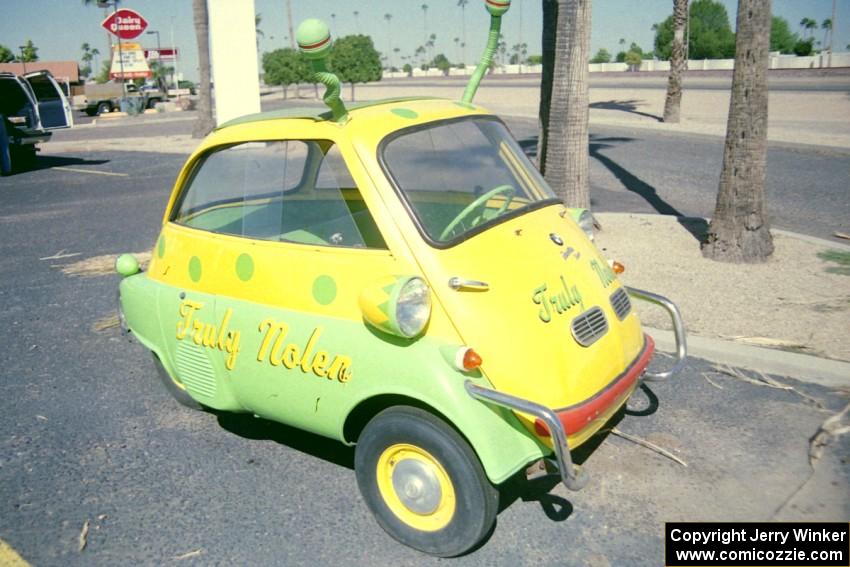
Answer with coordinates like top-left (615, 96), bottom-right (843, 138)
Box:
top-left (571, 307), bottom-right (609, 347)
top-left (175, 342), bottom-right (217, 400)
top-left (610, 287), bottom-right (632, 321)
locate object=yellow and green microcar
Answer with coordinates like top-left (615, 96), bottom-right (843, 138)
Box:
top-left (116, 3), bottom-right (686, 557)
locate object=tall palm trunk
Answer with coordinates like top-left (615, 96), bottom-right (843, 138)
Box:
top-left (702, 0), bottom-right (774, 262)
top-left (192, 0), bottom-right (214, 138)
top-left (663, 0), bottom-right (688, 123)
top-left (538, 0), bottom-right (591, 209)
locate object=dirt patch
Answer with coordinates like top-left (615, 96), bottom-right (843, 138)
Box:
top-left (595, 213), bottom-right (850, 362)
top-left (60, 251), bottom-right (151, 278)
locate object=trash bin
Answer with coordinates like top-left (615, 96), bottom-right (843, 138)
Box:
top-left (120, 96), bottom-right (145, 116)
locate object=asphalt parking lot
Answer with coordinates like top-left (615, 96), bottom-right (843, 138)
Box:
top-left (0, 151), bottom-right (848, 566)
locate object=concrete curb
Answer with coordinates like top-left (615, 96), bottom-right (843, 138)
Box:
top-left (597, 212), bottom-right (850, 252)
top-left (646, 326), bottom-right (850, 390)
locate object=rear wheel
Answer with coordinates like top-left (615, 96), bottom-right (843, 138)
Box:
top-left (151, 353), bottom-right (203, 410)
top-left (96, 102), bottom-right (111, 115)
top-left (354, 406), bottom-right (498, 557)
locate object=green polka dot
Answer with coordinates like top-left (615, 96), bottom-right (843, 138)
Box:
top-left (391, 108), bottom-right (418, 119)
top-left (454, 101), bottom-right (477, 110)
top-left (188, 256), bottom-right (202, 282)
top-left (157, 236), bottom-right (166, 258)
top-left (235, 253), bottom-right (254, 281)
top-left (312, 275), bottom-right (337, 305)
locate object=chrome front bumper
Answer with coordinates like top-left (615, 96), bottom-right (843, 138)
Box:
top-left (466, 289), bottom-right (686, 492)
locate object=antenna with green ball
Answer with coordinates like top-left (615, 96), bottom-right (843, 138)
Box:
top-left (297, 18), bottom-right (349, 123)
top-left (461, 0), bottom-right (511, 104)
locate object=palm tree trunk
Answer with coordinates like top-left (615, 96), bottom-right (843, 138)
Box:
top-left (663, 0), bottom-right (688, 123)
top-left (192, 0), bottom-right (215, 138)
top-left (538, 0), bottom-right (556, 174)
top-left (539, 0), bottom-right (591, 209)
top-left (702, 0), bottom-right (774, 262)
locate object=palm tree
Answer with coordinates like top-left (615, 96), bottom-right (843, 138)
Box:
top-left (702, 0), bottom-right (773, 262)
top-left (353, 10), bottom-right (360, 33)
top-left (801, 17), bottom-right (818, 39)
top-left (457, 0), bottom-right (469, 65)
top-left (427, 33), bottom-right (437, 62)
top-left (91, 47), bottom-right (100, 75)
top-left (384, 13), bottom-right (393, 69)
top-left (663, 0), bottom-right (688, 123)
top-left (255, 13), bottom-right (264, 50)
top-left (331, 13), bottom-right (337, 35)
top-left (495, 34), bottom-right (505, 66)
top-left (538, 0), bottom-right (592, 208)
top-left (821, 18), bottom-right (832, 51)
top-left (454, 37), bottom-right (461, 63)
top-left (192, 0), bottom-right (214, 137)
top-left (421, 4), bottom-right (429, 46)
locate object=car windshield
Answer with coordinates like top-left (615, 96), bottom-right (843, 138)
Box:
top-left (381, 117), bottom-right (558, 245)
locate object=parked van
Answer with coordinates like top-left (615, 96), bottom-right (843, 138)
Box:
top-left (0, 70), bottom-right (73, 175)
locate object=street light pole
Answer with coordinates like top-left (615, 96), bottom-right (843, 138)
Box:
top-left (146, 30), bottom-right (161, 52)
top-left (170, 16), bottom-right (180, 90)
top-left (146, 30), bottom-right (161, 86)
top-left (18, 46), bottom-right (27, 74)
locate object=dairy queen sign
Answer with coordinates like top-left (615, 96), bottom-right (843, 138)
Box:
top-left (101, 8), bottom-right (148, 40)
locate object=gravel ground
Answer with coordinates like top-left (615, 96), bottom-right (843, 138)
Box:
top-left (595, 213), bottom-right (850, 362)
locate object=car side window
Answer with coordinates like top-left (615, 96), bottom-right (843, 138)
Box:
top-left (171, 140), bottom-right (387, 249)
top-left (25, 75), bottom-right (60, 101)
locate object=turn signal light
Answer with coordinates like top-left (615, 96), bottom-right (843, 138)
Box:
top-left (455, 347), bottom-right (483, 371)
top-left (610, 260), bottom-right (625, 274)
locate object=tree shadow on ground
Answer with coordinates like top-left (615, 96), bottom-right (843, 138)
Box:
top-left (590, 99), bottom-right (663, 122)
top-left (517, 132), bottom-right (707, 242)
top-left (214, 410), bottom-right (355, 469)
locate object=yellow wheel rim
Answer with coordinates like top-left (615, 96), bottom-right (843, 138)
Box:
top-left (375, 443), bottom-right (456, 532)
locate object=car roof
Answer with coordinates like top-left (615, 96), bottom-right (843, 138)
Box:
top-left (206, 97), bottom-right (493, 154)
top-left (215, 97), bottom-right (486, 132)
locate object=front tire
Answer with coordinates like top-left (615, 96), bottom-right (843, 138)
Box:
top-left (96, 102), bottom-right (111, 115)
top-left (354, 406), bottom-right (498, 557)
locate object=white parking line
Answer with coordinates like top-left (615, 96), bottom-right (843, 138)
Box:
top-left (53, 167), bottom-right (129, 177)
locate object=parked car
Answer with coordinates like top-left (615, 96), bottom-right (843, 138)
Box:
top-left (0, 70), bottom-right (73, 175)
top-left (116, 8), bottom-right (686, 557)
top-left (78, 82), bottom-right (166, 116)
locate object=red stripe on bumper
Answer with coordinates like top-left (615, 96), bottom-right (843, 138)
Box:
top-left (535, 335), bottom-right (656, 437)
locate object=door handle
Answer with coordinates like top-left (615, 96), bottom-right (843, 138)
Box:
top-left (448, 277), bottom-right (489, 291)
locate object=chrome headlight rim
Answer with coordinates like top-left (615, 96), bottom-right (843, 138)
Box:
top-left (394, 276), bottom-right (432, 339)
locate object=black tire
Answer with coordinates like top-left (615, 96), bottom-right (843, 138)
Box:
top-left (151, 353), bottom-right (203, 410)
top-left (354, 406), bottom-right (498, 557)
top-left (85, 108), bottom-right (98, 117)
top-left (146, 98), bottom-right (160, 109)
top-left (96, 102), bottom-right (111, 115)
top-left (13, 146), bottom-right (36, 170)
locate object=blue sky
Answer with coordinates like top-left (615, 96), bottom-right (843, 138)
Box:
top-left (1, 0), bottom-right (847, 82)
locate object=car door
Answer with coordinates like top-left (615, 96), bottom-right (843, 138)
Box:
top-left (23, 71), bottom-right (73, 130)
top-left (160, 135), bottom-right (406, 437)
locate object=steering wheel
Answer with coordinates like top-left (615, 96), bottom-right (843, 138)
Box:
top-left (439, 184), bottom-right (515, 241)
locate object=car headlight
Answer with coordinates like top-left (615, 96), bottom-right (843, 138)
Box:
top-left (569, 208), bottom-right (594, 241)
top-left (359, 276), bottom-right (432, 339)
top-left (396, 277), bottom-right (432, 338)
